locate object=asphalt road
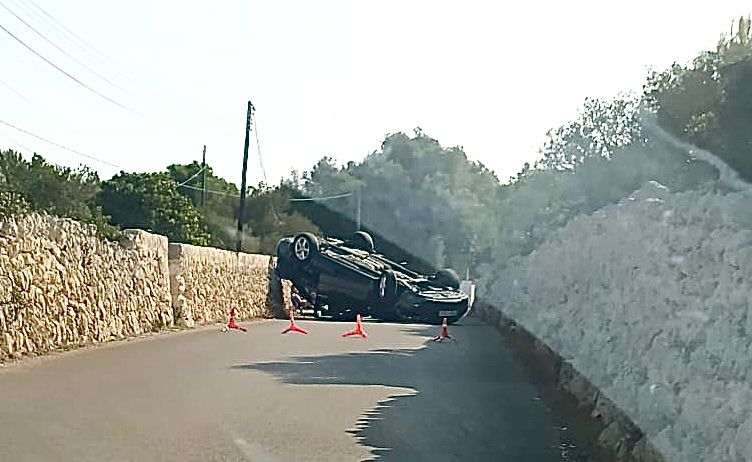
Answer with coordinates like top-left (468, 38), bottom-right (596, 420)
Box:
top-left (0, 317), bottom-right (589, 461)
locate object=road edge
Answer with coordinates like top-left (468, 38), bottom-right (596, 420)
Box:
top-left (0, 319), bottom-right (274, 373)
top-left (473, 300), bottom-right (664, 462)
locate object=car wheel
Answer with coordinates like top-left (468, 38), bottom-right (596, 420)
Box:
top-left (292, 233), bottom-right (319, 262)
top-left (377, 270), bottom-right (398, 301)
top-left (433, 268), bottom-right (460, 289)
top-left (349, 231), bottom-right (374, 253)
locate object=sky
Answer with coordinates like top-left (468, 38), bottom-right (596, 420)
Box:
top-left (0, 0), bottom-right (750, 187)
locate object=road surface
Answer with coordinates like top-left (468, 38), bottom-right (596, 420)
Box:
top-left (0, 317), bottom-right (589, 461)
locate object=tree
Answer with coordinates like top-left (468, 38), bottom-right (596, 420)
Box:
top-left (98, 172), bottom-right (210, 245)
top-left (0, 149), bottom-right (118, 238)
top-left (644, 16), bottom-right (752, 181)
top-left (299, 131), bottom-right (504, 273)
top-left (0, 188), bottom-right (29, 219)
top-left (537, 94), bottom-right (642, 171)
top-left (166, 161), bottom-right (241, 249)
top-left (1, 151), bottom-right (99, 220)
top-left (166, 161), bottom-right (320, 253)
top-left (242, 183), bottom-right (320, 254)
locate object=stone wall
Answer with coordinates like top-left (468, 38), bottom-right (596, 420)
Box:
top-left (0, 214), bottom-right (291, 363)
top-left (168, 243), bottom-right (288, 327)
top-left (479, 181), bottom-right (752, 462)
top-left (0, 214), bottom-right (173, 361)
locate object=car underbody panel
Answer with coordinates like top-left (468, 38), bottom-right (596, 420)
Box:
top-left (275, 232), bottom-right (470, 324)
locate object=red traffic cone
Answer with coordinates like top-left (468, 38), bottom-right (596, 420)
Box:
top-left (222, 308), bottom-right (247, 333)
top-left (432, 318), bottom-right (454, 342)
top-left (282, 309), bottom-right (308, 334)
top-left (342, 314), bottom-right (367, 338)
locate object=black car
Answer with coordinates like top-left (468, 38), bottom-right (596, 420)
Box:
top-left (275, 231), bottom-right (469, 324)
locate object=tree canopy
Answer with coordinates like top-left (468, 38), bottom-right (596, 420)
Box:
top-left (645, 16), bottom-right (752, 181)
top-left (98, 171), bottom-right (210, 245)
top-left (3, 16), bottom-right (750, 270)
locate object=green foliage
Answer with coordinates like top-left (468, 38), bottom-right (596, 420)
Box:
top-left (166, 161), bottom-right (239, 210)
top-left (166, 162), bottom-right (320, 253)
top-left (99, 172), bottom-right (210, 245)
top-left (1, 150), bottom-right (97, 219)
top-left (491, 136), bottom-right (717, 265)
top-left (536, 94), bottom-right (642, 172)
top-left (166, 161), bottom-right (240, 248)
top-left (644, 16), bottom-right (752, 181)
top-left (0, 188), bottom-right (29, 219)
top-left (0, 149), bottom-right (119, 238)
top-left (301, 130), bottom-right (502, 275)
top-left (242, 184), bottom-right (320, 254)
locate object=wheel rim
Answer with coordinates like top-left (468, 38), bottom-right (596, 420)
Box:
top-left (294, 238), bottom-right (310, 261)
top-left (379, 275), bottom-right (386, 297)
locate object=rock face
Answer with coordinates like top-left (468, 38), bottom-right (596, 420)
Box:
top-left (481, 182), bottom-right (752, 462)
top-left (0, 214), bottom-right (291, 362)
top-left (0, 215), bottom-right (173, 360)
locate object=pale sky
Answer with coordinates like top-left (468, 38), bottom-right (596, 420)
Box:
top-left (0, 1), bottom-right (749, 187)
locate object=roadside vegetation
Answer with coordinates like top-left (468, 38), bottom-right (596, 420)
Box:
top-left (2, 17), bottom-right (751, 268)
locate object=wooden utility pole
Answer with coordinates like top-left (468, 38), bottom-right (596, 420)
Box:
top-left (201, 145), bottom-right (207, 207)
top-left (236, 101), bottom-right (254, 253)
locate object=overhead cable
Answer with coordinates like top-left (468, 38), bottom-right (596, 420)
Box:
top-left (0, 118), bottom-right (123, 168)
top-left (0, 22), bottom-right (134, 112)
top-left (289, 192), bottom-right (353, 202)
top-left (0, 0), bottom-right (124, 90)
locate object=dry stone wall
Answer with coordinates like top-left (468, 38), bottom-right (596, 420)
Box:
top-left (168, 243), bottom-right (288, 327)
top-left (0, 214), bottom-right (290, 363)
top-left (0, 214), bottom-right (173, 361)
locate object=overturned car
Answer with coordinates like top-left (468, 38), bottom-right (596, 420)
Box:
top-left (275, 231), bottom-right (469, 324)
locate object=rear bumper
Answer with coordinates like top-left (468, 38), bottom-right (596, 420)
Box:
top-left (394, 291), bottom-right (470, 323)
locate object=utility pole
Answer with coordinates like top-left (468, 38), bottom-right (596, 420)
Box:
top-left (200, 145), bottom-right (207, 207)
top-left (237, 101), bottom-right (254, 253)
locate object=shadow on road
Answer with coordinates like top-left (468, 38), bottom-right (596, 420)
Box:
top-left (231, 323), bottom-right (591, 461)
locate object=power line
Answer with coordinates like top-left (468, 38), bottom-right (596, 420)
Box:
top-left (0, 22), bottom-right (135, 113)
top-left (22, 0), bottom-right (131, 82)
top-left (0, 132), bottom-right (33, 153)
top-left (177, 165), bottom-right (205, 186)
top-left (0, 119), bottom-right (123, 168)
top-left (0, 0), bottom-right (124, 91)
top-left (9, 0), bottom-right (118, 79)
top-left (0, 77), bottom-right (36, 106)
top-left (251, 111), bottom-right (282, 223)
top-left (253, 113), bottom-right (269, 184)
top-left (289, 192), bottom-right (353, 202)
top-left (178, 183), bottom-right (238, 197)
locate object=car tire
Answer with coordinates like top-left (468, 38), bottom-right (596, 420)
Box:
top-left (292, 233), bottom-right (319, 263)
top-left (377, 270), bottom-right (398, 301)
top-left (349, 231), bottom-right (374, 253)
top-left (433, 268), bottom-right (460, 289)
